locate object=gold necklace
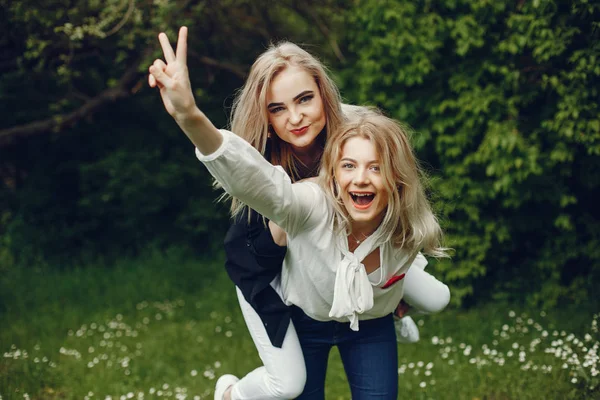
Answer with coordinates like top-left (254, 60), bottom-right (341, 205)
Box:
top-left (350, 231), bottom-right (371, 245)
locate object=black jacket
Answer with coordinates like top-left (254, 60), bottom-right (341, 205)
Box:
top-left (223, 208), bottom-right (290, 348)
top-left (223, 138), bottom-right (323, 348)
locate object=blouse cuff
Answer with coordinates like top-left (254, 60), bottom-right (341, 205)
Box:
top-left (194, 129), bottom-right (232, 162)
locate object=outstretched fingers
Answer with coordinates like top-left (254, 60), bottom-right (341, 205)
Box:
top-left (149, 27), bottom-right (193, 116)
top-left (158, 32), bottom-right (176, 64)
top-left (176, 26), bottom-right (188, 65)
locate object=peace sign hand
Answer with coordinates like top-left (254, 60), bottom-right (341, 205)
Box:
top-left (148, 27), bottom-right (197, 121)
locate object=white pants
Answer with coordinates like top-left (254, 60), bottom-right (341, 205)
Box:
top-left (229, 266), bottom-right (450, 399)
top-left (230, 287), bottom-right (306, 400)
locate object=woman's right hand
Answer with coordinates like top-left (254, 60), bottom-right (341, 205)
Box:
top-left (148, 26), bottom-right (198, 121)
top-left (148, 26), bottom-right (222, 155)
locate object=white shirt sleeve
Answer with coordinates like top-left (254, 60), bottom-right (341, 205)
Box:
top-left (412, 252), bottom-right (428, 269)
top-left (402, 259), bottom-right (450, 314)
top-left (195, 129), bottom-right (324, 236)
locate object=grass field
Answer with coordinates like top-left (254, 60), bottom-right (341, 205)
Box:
top-left (1, 249), bottom-right (598, 399)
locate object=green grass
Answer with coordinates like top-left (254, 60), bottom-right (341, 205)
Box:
top-left (1, 249), bottom-right (598, 400)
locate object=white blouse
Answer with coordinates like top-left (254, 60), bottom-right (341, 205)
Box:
top-left (197, 129), bottom-right (423, 330)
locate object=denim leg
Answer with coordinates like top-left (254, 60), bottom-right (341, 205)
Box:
top-left (291, 307), bottom-right (334, 400)
top-left (337, 314), bottom-right (398, 399)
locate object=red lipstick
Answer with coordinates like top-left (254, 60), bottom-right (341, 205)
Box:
top-left (290, 126), bottom-right (309, 135)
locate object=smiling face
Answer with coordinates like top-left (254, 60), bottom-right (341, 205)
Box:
top-left (335, 136), bottom-right (389, 233)
top-left (266, 65), bottom-right (327, 157)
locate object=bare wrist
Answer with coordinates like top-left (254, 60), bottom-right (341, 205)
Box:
top-left (175, 106), bottom-right (204, 126)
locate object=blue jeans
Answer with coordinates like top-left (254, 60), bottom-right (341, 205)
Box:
top-left (290, 306), bottom-right (398, 399)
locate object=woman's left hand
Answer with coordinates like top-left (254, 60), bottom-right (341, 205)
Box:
top-left (395, 300), bottom-right (411, 318)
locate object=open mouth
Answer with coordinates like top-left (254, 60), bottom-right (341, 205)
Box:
top-left (350, 192), bottom-right (375, 209)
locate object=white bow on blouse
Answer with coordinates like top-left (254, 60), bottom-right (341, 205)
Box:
top-left (328, 230), bottom-right (383, 331)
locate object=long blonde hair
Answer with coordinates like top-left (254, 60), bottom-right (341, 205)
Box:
top-left (319, 108), bottom-right (448, 257)
top-left (228, 42), bottom-right (344, 217)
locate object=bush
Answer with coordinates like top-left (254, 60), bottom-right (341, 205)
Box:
top-left (336, 0), bottom-right (600, 306)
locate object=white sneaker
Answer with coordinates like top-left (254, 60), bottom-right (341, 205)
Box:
top-left (214, 374), bottom-right (239, 400)
top-left (395, 316), bottom-right (420, 343)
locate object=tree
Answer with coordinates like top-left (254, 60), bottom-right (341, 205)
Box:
top-left (0, 0), bottom-right (347, 264)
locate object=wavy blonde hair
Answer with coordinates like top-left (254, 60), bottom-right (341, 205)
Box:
top-left (319, 107), bottom-right (448, 257)
top-left (227, 42), bottom-right (344, 217)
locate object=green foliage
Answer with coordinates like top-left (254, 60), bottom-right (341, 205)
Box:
top-left (0, 0), bottom-right (345, 265)
top-left (337, 0), bottom-right (600, 306)
top-left (1, 99), bottom-right (231, 265)
top-left (1, 0), bottom-right (599, 307)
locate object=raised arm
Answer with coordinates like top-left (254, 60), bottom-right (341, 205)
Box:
top-left (148, 27), bottom-right (222, 156)
top-left (149, 27), bottom-right (323, 234)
